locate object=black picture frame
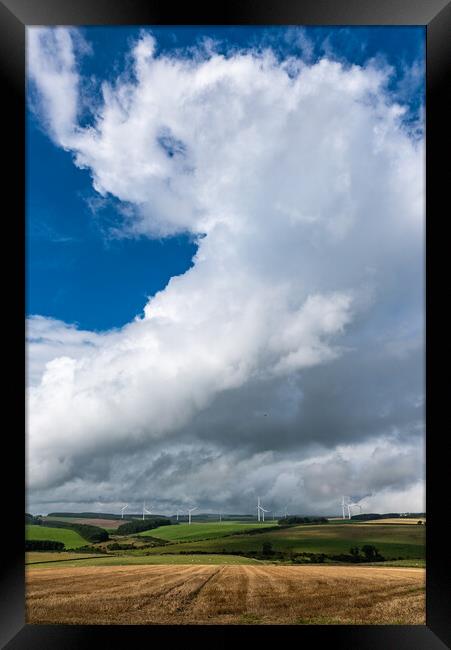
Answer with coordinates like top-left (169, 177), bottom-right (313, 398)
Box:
top-left (1, 0), bottom-right (450, 647)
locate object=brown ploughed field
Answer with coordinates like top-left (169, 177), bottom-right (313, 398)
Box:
top-left (46, 517), bottom-right (128, 529)
top-left (26, 564), bottom-right (425, 625)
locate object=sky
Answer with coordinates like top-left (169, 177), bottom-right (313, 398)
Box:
top-left (26, 26), bottom-right (425, 517)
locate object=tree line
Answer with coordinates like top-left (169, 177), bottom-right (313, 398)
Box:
top-left (278, 516), bottom-right (328, 526)
top-left (116, 518), bottom-right (171, 535)
top-left (26, 540), bottom-right (65, 551)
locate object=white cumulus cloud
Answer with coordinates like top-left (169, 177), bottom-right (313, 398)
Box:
top-left (26, 28), bottom-right (424, 514)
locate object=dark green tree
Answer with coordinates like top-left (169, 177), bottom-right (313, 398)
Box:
top-left (262, 541), bottom-right (274, 556)
top-left (361, 545), bottom-right (382, 561)
top-left (116, 518), bottom-right (170, 535)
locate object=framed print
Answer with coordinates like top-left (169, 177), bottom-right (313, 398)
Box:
top-left (1, 0), bottom-right (450, 647)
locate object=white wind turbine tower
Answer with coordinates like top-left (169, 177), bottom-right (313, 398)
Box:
top-left (142, 503), bottom-right (152, 520)
top-left (188, 506), bottom-right (197, 525)
top-left (257, 497), bottom-right (269, 522)
top-left (120, 504), bottom-right (128, 519)
top-left (347, 501), bottom-right (362, 519)
top-left (341, 496), bottom-right (351, 520)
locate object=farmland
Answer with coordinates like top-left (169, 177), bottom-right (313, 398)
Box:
top-left (141, 522), bottom-right (425, 561)
top-left (26, 552), bottom-right (107, 565)
top-left (25, 515), bottom-right (426, 625)
top-left (139, 521), bottom-right (274, 542)
top-left (26, 564), bottom-right (425, 625)
top-left (25, 519), bottom-right (426, 561)
top-left (26, 553), bottom-right (262, 568)
top-left (360, 518), bottom-right (425, 525)
top-left (44, 516), bottom-right (129, 530)
top-left (26, 525), bottom-right (87, 550)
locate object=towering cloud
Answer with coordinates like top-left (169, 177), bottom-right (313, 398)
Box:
top-left (26, 28), bottom-right (424, 514)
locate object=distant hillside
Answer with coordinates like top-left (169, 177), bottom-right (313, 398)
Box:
top-left (116, 518), bottom-right (171, 535)
top-left (47, 512), bottom-right (169, 521)
top-left (39, 519), bottom-right (110, 543)
top-left (25, 513), bottom-right (42, 525)
top-left (351, 513), bottom-right (426, 521)
top-left (169, 514), bottom-right (256, 523)
top-left (48, 512), bottom-right (126, 520)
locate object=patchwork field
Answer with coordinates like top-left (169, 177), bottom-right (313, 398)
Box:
top-left (25, 516), bottom-right (426, 625)
top-left (139, 521), bottom-right (274, 542)
top-left (45, 516), bottom-right (129, 530)
top-left (141, 523), bottom-right (425, 560)
top-left (26, 564), bottom-right (425, 625)
top-left (26, 525), bottom-right (87, 549)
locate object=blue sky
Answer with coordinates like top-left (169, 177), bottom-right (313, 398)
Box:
top-left (26, 26), bottom-right (424, 332)
top-left (26, 112), bottom-right (197, 331)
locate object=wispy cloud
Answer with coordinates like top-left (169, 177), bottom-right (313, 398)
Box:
top-left (28, 220), bottom-right (79, 243)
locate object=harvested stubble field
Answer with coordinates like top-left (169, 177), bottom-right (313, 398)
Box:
top-left (26, 564), bottom-right (425, 625)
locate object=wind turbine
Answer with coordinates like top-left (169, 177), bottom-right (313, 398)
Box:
top-left (284, 504), bottom-right (289, 519)
top-left (120, 504), bottom-right (128, 519)
top-left (142, 503), bottom-right (152, 520)
top-left (347, 502), bottom-right (362, 519)
top-left (188, 506), bottom-right (197, 525)
top-left (341, 496), bottom-right (351, 520)
top-left (257, 497), bottom-right (269, 522)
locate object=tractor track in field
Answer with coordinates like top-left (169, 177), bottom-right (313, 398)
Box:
top-left (123, 565), bottom-right (224, 616)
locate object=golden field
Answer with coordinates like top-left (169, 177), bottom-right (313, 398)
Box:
top-left (26, 564), bottom-right (425, 625)
top-left (362, 518), bottom-right (426, 525)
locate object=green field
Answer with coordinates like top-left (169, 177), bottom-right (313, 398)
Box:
top-left (26, 552), bottom-right (106, 564)
top-left (140, 523), bottom-right (425, 560)
top-left (26, 520), bottom-right (425, 566)
top-left (26, 525), bottom-right (87, 550)
top-left (26, 553), bottom-right (263, 568)
top-left (139, 521), bottom-right (274, 542)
